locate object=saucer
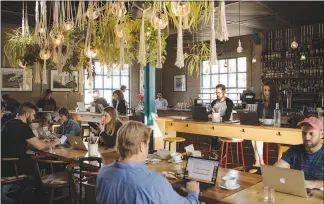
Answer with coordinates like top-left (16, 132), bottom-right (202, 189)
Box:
top-left (168, 159), bottom-right (183, 164)
top-left (218, 183), bottom-right (240, 190)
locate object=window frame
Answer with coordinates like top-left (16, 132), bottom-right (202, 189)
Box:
top-left (200, 57), bottom-right (247, 106)
top-left (84, 61), bottom-right (131, 109)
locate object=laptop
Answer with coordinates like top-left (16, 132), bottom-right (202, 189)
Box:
top-left (43, 105), bottom-right (55, 111)
top-left (67, 136), bottom-right (88, 151)
top-left (172, 157), bottom-right (219, 192)
top-left (237, 110), bottom-right (261, 125)
top-left (77, 102), bottom-right (87, 112)
top-left (191, 106), bottom-right (209, 122)
top-left (261, 165), bottom-right (308, 198)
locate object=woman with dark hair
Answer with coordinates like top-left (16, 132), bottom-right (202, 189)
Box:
top-left (252, 80), bottom-right (280, 166)
top-left (112, 90), bottom-right (127, 115)
top-left (98, 107), bottom-right (123, 148)
top-left (56, 107), bottom-right (81, 137)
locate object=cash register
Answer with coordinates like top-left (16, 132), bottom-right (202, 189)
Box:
top-left (240, 90), bottom-right (256, 109)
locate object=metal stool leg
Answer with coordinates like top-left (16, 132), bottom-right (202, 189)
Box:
top-left (220, 141), bottom-right (225, 167)
top-left (236, 143), bottom-right (240, 167)
top-left (240, 142), bottom-right (245, 167)
top-left (168, 142), bottom-right (172, 151)
top-left (229, 143), bottom-right (234, 168)
top-left (266, 143), bottom-right (269, 165)
top-left (225, 143), bottom-right (229, 169)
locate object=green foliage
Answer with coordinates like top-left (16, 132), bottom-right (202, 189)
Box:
top-left (185, 42), bottom-right (210, 78)
top-left (3, 28), bottom-right (32, 68)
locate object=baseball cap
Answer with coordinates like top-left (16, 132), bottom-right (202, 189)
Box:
top-left (297, 117), bottom-right (323, 131)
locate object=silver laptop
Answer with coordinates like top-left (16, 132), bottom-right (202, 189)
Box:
top-left (77, 102), bottom-right (87, 112)
top-left (261, 165), bottom-right (307, 197)
top-left (67, 136), bottom-right (88, 151)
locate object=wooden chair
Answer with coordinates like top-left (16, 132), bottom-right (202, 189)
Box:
top-left (32, 155), bottom-right (70, 204)
top-left (1, 158), bottom-right (28, 204)
top-left (67, 157), bottom-right (102, 204)
top-left (163, 137), bottom-right (186, 152)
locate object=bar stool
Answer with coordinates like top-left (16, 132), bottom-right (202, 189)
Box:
top-left (277, 144), bottom-right (291, 161)
top-left (220, 138), bottom-right (245, 169)
top-left (163, 137), bottom-right (186, 152)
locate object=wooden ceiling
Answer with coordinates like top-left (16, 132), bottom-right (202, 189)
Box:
top-left (2, 1), bottom-right (324, 43)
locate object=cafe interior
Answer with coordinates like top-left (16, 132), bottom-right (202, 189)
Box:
top-left (1, 1), bottom-right (324, 204)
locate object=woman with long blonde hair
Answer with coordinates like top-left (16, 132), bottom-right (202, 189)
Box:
top-left (98, 107), bottom-right (123, 148)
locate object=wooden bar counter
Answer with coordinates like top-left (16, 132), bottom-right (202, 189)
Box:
top-left (154, 117), bottom-right (302, 152)
top-left (70, 111), bottom-right (129, 123)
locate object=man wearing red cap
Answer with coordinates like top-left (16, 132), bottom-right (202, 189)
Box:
top-left (275, 117), bottom-right (324, 190)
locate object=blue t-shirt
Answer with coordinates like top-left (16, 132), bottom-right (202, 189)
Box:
top-left (282, 144), bottom-right (324, 180)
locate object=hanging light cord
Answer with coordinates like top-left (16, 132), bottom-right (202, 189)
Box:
top-left (238, 1), bottom-right (240, 38)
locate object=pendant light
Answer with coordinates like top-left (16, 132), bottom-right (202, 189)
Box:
top-left (291, 14), bottom-right (298, 49)
top-left (252, 57), bottom-right (257, 63)
top-left (237, 1), bottom-right (243, 53)
top-left (300, 54), bottom-right (306, 61)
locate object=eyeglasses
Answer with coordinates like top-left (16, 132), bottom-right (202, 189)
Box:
top-left (216, 92), bottom-right (223, 95)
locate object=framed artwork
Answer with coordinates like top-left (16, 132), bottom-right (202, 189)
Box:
top-left (1, 68), bottom-right (33, 91)
top-left (50, 70), bottom-right (79, 92)
top-left (174, 75), bottom-right (187, 92)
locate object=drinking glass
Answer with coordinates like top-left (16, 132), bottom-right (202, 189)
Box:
top-left (264, 186), bottom-right (270, 202)
top-left (269, 187), bottom-right (275, 203)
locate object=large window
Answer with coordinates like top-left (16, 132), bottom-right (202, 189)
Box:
top-left (84, 61), bottom-right (131, 108)
top-left (200, 57), bottom-right (247, 105)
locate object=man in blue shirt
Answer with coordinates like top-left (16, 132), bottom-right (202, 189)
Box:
top-left (275, 117), bottom-right (323, 190)
top-left (96, 121), bottom-right (200, 204)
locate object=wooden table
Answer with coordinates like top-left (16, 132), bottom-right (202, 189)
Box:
top-left (40, 147), bottom-right (262, 203)
top-left (220, 182), bottom-right (324, 204)
top-left (70, 111), bottom-right (129, 123)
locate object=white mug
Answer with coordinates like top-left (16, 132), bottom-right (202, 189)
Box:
top-left (170, 152), bottom-right (183, 162)
top-left (222, 176), bottom-right (237, 188)
top-left (212, 112), bottom-right (221, 123)
top-left (88, 143), bottom-right (99, 156)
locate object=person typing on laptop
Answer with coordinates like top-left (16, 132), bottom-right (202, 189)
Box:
top-left (37, 89), bottom-right (57, 110)
top-left (274, 117), bottom-right (324, 190)
top-left (96, 121), bottom-right (200, 204)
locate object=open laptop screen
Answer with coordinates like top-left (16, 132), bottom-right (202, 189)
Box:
top-left (184, 157), bottom-right (219, 184)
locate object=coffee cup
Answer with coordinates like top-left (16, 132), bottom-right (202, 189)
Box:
top-left (212, 112), bottom-right (221, 123)
top-left (170, 152), bottom-right (183, 162)
top-left (88, 143), bottom-right (99, 156)
top-left (221, 176), bottom-right (237, 188)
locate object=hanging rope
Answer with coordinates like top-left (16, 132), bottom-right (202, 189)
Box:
top-left (209, 1), bottom-right (217, 66)
top-left (216, 0), bottom-right (229, 41)
top-left (138, 10), bottom-right (147, 66)
top-left (175, 16), bottom-right (184, 68)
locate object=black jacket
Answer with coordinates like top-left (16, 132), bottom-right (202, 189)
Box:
top-left (112, 99), bottom-right (127, 115)
top-left (99, 120), bottom-right (123, 148)
top-left (94, 97), bottom-right (109, 113)
top-left (257, 100), bottom-right (279, 119)
top-left (1, 98), bottom-right (20, 114)
top-left (37, 98), bottom-right (57, 110)
top-left (210, 97), bottom-right (234, 121)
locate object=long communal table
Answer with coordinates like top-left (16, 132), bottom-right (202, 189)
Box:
top-left (39, 146), bottom-right (323, 203)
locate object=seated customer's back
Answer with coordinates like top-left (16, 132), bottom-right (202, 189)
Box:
top-left (96, 121), bottom-right (199, 204)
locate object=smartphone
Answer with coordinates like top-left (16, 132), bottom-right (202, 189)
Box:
top-left (60, 135), bottom-right (67, 144)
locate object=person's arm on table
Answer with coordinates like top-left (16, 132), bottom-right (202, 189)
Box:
top-left (305, 180), bottom-right (324, 190)
top-left (27, 137), bottom-right (60, 150)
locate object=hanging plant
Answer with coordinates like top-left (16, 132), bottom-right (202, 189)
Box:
top-left (4, 28), bottom-right (32, 68)
top-left (185, 42), bottom-right (210, 77)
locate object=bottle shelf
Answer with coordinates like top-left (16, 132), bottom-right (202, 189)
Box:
top-left (261, 55), bottom-right (324, 63)
top-left (262, 76), bottom-right (324, 80)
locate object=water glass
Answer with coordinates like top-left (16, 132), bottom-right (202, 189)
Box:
top-left (264, 186), bottom-right (275, 203)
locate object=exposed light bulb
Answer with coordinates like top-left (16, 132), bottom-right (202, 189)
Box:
top-left (86, 8), bottom-right (100, 20)
top-left (300, 54), bottom-right (306, 61)
top-left (151, 12), bottom-right (168, 29)
top-left (224, 60), bottom-right (228, 68)
top-left (40, 49), bottom-right (51, 60)
top-left (84, 48), bottom-right (97, 58)
top-left (237, 39), bottom-right (243, 53)
top-left (252, 57), bottom-right (257, 63)
top-left (63, 21), bottom-right (74, 31)
top-left (171, 2), bottom-right (191, 17)
top-left (291, 38), bottom-right (298, 49)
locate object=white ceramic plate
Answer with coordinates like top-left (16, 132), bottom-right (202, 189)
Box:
top-left (218, 183), bottom-right (240, 190)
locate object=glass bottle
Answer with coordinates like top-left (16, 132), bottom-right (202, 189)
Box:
top-left (274, 103), bottom-right (281, 127)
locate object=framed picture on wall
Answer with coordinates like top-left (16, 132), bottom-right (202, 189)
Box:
top-left (1, 68), bottom-right (33, 91)
top-left (50, 70), bottom-right (79, 92)
top-left (174, 75), bottom-right (187, 92)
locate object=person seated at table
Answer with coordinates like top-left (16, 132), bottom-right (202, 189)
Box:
top-left (97, 107), bottom-right (123, 148)
top-left (56, 107), bottom-right (81, 137)
top-left (1, 94), bottom-right (21, 115)
top-left (37, 89), bottom-right (57, 110)
top-left (155, 92), bottom-right (168, 110)
top-left (90, 90), bottom-right (109, 113)
top-left (253, 80), bottom-right (280, 166)
top-left (1, 102), bottom-right (60, 177)
top-left (274, 117), bottom-right (323, 190)
top-left (96, 121), bottom-right (200, 204)
top-left (208, 84), bottom-right (234, 157)
top-left (134, 94), bottom-right (144, 115)
top-left (112, 90), bottom-right (127, 115)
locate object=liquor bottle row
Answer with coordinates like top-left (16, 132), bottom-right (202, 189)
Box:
top-left (261, 47), bottom-right (324, 62)
top-left (261, 58), bottom-right (324, 78)
top-left (272, 79), bottom-right (324, 93)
